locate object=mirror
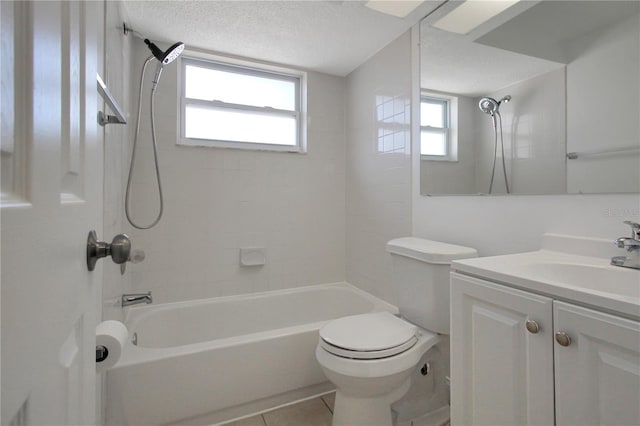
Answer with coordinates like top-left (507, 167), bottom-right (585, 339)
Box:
top-left (419, 1), bottom-right (639, 195)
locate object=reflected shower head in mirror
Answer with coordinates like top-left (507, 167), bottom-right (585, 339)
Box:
top-left (479, 97), bottom-right (499, 115)
top-left (144, 39), bottom-right (185, 65)
top-left (478, 95), bottom-right (512, 116)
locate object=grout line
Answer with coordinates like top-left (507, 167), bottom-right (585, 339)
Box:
top-left (260, 414), bottom-right (268, 426)
top-left (321, 396), bottom-right (333, 415)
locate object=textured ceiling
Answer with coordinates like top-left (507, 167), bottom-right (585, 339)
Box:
top-left (122, 0), bottom-right (443, 76)
top-left (419, 1), bottom-right (637, 97)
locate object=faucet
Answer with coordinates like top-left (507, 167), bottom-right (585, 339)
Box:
top-left (122, 291), bottom-right (152, 307)
top-left (611, 221), bottom-right (640, 270)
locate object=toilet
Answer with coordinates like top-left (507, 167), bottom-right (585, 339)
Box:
top-left (316, 237), bottom-right (477, 426)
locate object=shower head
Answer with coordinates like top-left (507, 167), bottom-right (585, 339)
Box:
top-left (479, 97), bottom-right (499, 116)
top-left (144, 39), bottom-right (185, 65)
top-left (479, 95), bottom-right (512, 116)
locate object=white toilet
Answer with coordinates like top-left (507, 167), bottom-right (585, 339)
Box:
top-left (316, 237), bottom-right (477, 426)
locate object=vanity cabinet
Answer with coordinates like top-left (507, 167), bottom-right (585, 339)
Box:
top-left (450, 272), bottom-right (640, 426)
top-left (553, 301), bottom-right (640, 426)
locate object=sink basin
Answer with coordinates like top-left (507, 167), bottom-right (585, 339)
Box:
top-left (520, 262), bottom-right (640, 300)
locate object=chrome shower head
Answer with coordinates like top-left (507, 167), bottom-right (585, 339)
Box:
top-left (479, 97), bottom-right (499, 116)
top-left (144, 39), bottom-right (185, 65)
top-left (479, 95), bottom-right (512, 116)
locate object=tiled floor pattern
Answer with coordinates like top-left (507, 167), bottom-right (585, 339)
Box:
top-left (224, 394), bottom-right (334, 426)
top-left (223, 393), bottom-right (447, 426)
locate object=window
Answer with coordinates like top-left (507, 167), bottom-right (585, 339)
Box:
top-left (180, 56), bottom-right (306, 152)
top-left (420, 94), bottom-right (457, 161)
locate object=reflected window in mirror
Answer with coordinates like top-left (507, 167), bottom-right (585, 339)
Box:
top-left (421, 93), bottom-right (458, 162)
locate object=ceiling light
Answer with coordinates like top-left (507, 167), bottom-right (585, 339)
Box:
top-left (432, 0), bottom-right (521, 35)
top-left (365, 1), bottom-right (425, 18)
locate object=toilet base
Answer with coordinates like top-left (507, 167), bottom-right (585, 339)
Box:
top-left (331, 378), bottom-right (411, 426)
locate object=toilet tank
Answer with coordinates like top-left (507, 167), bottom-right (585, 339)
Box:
top-left (386, 238), bottom-right (477, 334)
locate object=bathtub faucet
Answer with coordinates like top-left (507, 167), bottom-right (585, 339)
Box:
top-left (122, 291), bottom-right (152, 307)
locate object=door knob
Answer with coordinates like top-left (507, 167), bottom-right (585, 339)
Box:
top-left (87, 230), bottom-right (131, 271)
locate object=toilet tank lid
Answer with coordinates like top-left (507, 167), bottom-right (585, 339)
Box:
top-left (386, 237), bottom-right (478, 264)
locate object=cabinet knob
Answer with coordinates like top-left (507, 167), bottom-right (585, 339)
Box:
top-left (525, 320), bottom-right (540, 334)
top-left (555, 331), bottom-right (572, 347)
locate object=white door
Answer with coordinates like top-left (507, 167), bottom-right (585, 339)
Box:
top-left (554, 301), bottom-right (640, 426)
top-left (1, 1), bottom-right (103, 424)
top-left (450, 273), bottom-right (555, 426)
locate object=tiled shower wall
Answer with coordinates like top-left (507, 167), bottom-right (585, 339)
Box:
top-left (345, 32), bottom-right (413, 305)
top-left (122, 39), bottom-right (346, 304)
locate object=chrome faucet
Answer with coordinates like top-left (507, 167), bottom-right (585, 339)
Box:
top-left (611, 221), bottom-right (640, 270)
top-left (122, 291), bottom-right (152, 307)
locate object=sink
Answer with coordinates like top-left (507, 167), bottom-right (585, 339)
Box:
top-left (520, 262), bottom-right (640, 300)
top-left (451, 234), bottom-right (640, 319)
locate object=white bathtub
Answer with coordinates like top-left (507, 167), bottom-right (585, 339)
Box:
top-left (105, 282), bottom-right (396, 425)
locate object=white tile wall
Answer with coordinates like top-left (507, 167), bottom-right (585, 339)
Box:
top-left (346, 32), bottom-right (413, 305)
top-left (122, 39), bottom-right (346, 304)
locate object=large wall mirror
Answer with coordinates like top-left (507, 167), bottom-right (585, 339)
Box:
top-left (419, 1), bottom-right (639, 195)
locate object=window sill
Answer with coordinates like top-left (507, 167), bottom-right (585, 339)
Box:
top-left (421, 155), bottom-right (458, 162)
top-left (179, 137), bottom-right (306, 154)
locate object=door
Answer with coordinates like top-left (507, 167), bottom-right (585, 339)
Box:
top-left (1, 1), bottom-right (103, 424)
top-left (450, 273), bottom-right (555, 426)
top-left (554, 301), bottom-right (640, 426)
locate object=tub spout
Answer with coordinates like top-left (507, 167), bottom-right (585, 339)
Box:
top-left (122, 292), bottom-right (152, 307)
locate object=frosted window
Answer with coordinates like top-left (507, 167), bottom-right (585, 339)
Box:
top-left (421, 102), bottom-right (445, 127)
top-left (180, 56), bottom-right (304, 152)
top-left (421, 131), bottom-right (447, 156)
top-left (420, 96), bottom-right (450, 159)
top-left (185, 106), bottom-right (297, 146)
top-left (185, 65), bottom-right (296, 110)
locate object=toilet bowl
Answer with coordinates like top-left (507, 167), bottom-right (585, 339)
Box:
top-left (316, 312), bottom-right (440, 426)
top-left (316, 238), bottom-right (477, 426)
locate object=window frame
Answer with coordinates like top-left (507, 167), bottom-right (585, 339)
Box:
top-left (179, 54), bottom-right (307, 153)
top-left (420, 93), bottom-right (458, 162)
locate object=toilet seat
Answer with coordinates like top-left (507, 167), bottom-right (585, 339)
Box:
top-left (319, 312), bottom-right (419, 360)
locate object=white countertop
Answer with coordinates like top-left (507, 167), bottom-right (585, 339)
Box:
top-left (451, 234), bottom-right (640, 320)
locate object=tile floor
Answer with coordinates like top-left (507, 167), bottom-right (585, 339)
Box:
top-left (224, 394), bottom-right (334, 426)
top-left (223, 392), bottom-right (448, 426)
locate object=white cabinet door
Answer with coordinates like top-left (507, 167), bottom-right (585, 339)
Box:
top-left (1, 1), bottom-right (103, 424)
top-left (451, 273), bottom-right (555, 426)
top-left (554, 301), bottom-right (640, 426)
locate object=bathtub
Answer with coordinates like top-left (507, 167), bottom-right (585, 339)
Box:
top-left (105, 282), bottom-right (396, 425)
